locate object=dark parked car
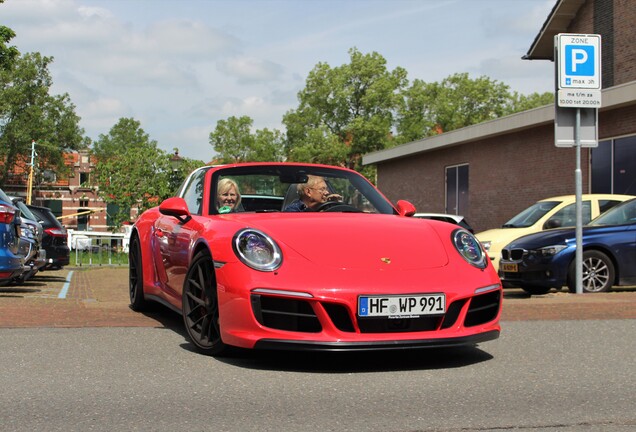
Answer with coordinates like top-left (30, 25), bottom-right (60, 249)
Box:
top-left (26, 205), bottom-right (70, 270)
top-left (9, 197), bottom-right (46, 283)
top-left (0, 188), bottom-right (24, 285)
top-left (413, 213), bottom-right (474, 233)
top-left (499, 198), bottom-right (636, 295)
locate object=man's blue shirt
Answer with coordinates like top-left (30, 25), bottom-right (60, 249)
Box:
top-left (284, 200), bottom-right (307, 212)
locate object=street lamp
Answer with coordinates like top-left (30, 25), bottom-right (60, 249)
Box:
top-left (169, 148), bottom-right (183, 193)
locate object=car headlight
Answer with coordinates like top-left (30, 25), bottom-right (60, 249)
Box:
top-left (452, 229), bottom-right (487, 269)
top-left (23, 225), bottom-right (36, 239)
top-left (538, 245), bottom-right (568, 257)
top-left (233, 228), bottom-right (282, 271)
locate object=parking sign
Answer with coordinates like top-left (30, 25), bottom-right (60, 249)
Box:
top-left (557, 34), bottom-right (601, 89)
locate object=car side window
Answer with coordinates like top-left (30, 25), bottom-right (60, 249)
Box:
top-left (598, 200), bottom-right (622, 214)
top-left (545, 201), bottom-right (592, 228)
top-left (181, 170), bottom-right (206, 215)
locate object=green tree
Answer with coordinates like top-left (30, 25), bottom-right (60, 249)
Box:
top-left (209, 115), bottom-right (285, 162)
top-left (252, 128), bottom-right (286, 162)
top-left (0, 24), bottom-right (19, 71)
top-left (509, 91), bottom-right (554, 112)
top-left (93, 118), bottom-right (173, 227)
top-left (396, 73), bottom-right (554, 143)
top-left (93, 118), bottom-right (205, 227)
top-left (397, 73), bottom-right (513, 143)
top-left (0, 52), bottom-right (85, 185)
top-left (283, 48), bottom-right (407, 172)
top-left (209, 116), bottom-right (255, 163)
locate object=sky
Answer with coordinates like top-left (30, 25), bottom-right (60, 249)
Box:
top-left (2, 0), bottom-right (557, 162)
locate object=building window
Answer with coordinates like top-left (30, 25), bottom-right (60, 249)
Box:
top-left (77, 208), bottom-right (88, 230)
top-left (591, 135), bottom-right (636, 195)
top-left (43, 200), bottom-right (63, 218)
top-left (446, 164), bottom-right (469, 215)
top-left (80, 172), bottom-right (90, 187)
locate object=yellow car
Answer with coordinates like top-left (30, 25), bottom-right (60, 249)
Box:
top-left (476, 194), bottom-right (635, 270)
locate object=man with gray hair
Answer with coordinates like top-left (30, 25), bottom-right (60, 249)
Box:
top-left (284, 175), bottom-right (341, 212)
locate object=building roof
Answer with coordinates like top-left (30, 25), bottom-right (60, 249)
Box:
top-left (523, 0), bottom-right (586, 61)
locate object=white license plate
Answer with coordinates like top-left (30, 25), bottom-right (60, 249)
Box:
top-left (358, 294), bottom-right (445, 318)
top-left (500, 263), bottom-right (518, 272)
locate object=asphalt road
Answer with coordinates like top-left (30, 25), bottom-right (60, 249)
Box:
top-left (0, 321), bottom-right (634, 432)
top-left (0, 268), bottom-right (635, 431)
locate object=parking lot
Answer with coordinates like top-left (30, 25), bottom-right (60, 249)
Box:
top-left (1, 266), bottom-right (635, 328)
top-left (2, 267), bottom-right (635, 432)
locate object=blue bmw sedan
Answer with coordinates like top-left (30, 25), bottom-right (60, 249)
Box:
top-left (499, 198), bottom-right (636, 295)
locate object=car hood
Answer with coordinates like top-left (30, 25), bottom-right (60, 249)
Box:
top-left (507, 224), bottom-right (635, 250)
top-left (506, 228), bottom-right (575, 249)
top-left (475, 227), bottom-right (538, 247)
top-left (223, 213), bottom-right (451, 270)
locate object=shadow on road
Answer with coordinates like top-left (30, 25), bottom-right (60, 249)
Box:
top-left (0, 287), bottom-right (42, 297)
top-left (217, 345), bottom-right (494, 372)
top-left (31, 274), bottom-right (68, 283)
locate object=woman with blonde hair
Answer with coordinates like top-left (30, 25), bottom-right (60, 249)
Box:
top-left (217, 178), bottom-right (241, 213)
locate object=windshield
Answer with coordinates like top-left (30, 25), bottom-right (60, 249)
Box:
top-left (0, 188), bottom-right (12, 205)
top-left (209, 165), bottom-right (395, 215)
top-left (502, 201), bottom-right (560, 228)
top-left (14, 200), bottom-right (38, 221)
top-left (589, 198), bottom-right (636, 226)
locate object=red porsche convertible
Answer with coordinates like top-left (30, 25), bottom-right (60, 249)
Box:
top-left (129, 163), bottom-right (502, 355)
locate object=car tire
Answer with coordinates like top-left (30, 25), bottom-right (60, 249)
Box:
top-left (567, 250), bottom-right (615, 293)
top-left (520, 285), bottom-right (551, 295)
top-left (182, 250), bottom-right (227, 356)
top-left (129, 234), bottom-right (149, 311)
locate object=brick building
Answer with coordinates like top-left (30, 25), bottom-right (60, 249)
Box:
top-left (4, 149), bottom-right (114, 231)
top-left (363, 0), bottom-right (636, 233)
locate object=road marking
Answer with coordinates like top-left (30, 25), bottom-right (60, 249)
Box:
top-left (58, 270), bottom-right (74, 299)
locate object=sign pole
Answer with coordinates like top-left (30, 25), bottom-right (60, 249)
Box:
top-left (555, 33), bottom-right (601, 294)
top-left (574, 109), bottom-right (583, 294)
top-left (27, 140), bottom-right (37, 205)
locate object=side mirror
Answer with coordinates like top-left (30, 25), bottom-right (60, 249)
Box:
top-left (159, 197), bottom-right (191, 222)
top-left (544, 218), bottom-right (562, 229)
top-left (396, 200), bottom-right (416, 217)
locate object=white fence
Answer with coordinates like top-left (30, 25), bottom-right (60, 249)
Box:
top-left (67, 228), bottom-right (131, 266)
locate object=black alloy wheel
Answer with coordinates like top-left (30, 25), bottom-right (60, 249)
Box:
top-left (182, 251), bottom-right (227, 356)
top-left (129, 235), bottom-right (148, 311)
top-left (567, 250), bottom-right (615, 293)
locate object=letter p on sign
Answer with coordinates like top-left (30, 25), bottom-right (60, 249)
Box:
top-left (566, 46), bottom-right (594, 75)
top-left (557, 34), bottom-right (601, 90)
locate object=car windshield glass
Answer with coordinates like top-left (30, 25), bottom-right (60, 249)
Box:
top-left (14, 200), bottom-right (37, 221)
top-left (589, 199), bottom-right (636, 226)
top-left (28, 206), bottom-right (62, 228)
top-left (502, 201), bottom-right (560, 228)
top-left (0, 188), bottom-right (12, 204)
top-left (210, 165), bottom-right (395, 214)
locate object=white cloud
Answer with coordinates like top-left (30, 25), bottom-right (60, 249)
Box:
top-left (2, 0), bottom-right (558, 160)
top-left (217, 57), bottom-right (284, 84)
top-left (81, 97), bottom-right (130, 132)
